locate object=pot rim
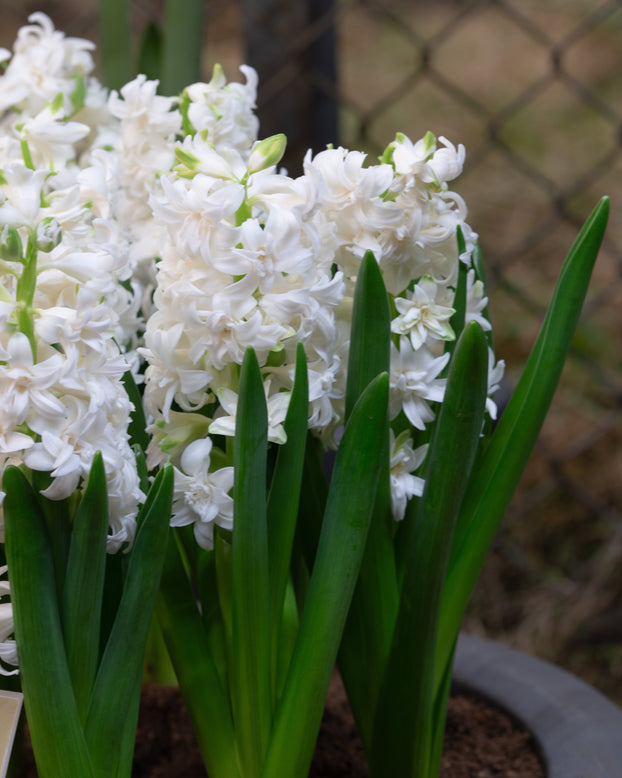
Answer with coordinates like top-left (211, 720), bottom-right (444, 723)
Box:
top-left (453, 633), bottom-right (622, 778)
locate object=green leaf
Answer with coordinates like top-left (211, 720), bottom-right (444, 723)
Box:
top-left (195, 541), bottom-right (229, 692)
top-left (142, 614), bottom-right (178, 686)
top-left (61, 451), bottom-right (109, 723)
top-left (3, 466), bottom-right (95, 778)
top-left (370, 322), bottom-right (489, 778)
top-left (444, 228), bottom-right (468, 366)
top-left (339, 250), bottom-right (397, 750)
top-left (437, 196), bottom-right (609, 682)
top-left (31, 469), bottom-right (71, 602)
top-left (133, 443), bottom-right (150, 496)
top-left (231, 347), bottom-right (272, 777)
top-left (84, 464), bottom-right (173, 778)
top-left (261, 372), bottom-right (389, 778)
top-left (428, 636), bottom-right (458, 778)
top-left (137, 21), bottom-right (163, 83)
top-left (157, 530), bottom-right (241, 778)
top-left (295, 434), bottom-right (328, 577)
top-left (98, 548), bottom-right (125, 660)
top-left (345, 251), bottom-right (391, 420)
top-left (122, 371), bottom-right (150, 454)
top-left (160, 0), bottom-right (205, 95)
top-left (266, 342), bottom-right (308, 694)
top-left (98, 0), bottom-right (132, 89)
top-left (214, 528), bottom-right (234, 663)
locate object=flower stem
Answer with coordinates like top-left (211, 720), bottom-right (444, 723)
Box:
top-left (15, 232), bottom-right (38, 360)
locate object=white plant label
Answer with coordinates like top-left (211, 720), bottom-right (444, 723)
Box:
top-left (0, 691), bottom-right (23, 778)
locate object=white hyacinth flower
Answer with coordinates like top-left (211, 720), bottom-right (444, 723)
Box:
top-left (486, 348), bottom-right (506, 421)
top-left (391, 275), bottom-right (455, 350)
top-left (465, 268), bottom-right (492, 332)
top-left (209, 380), bottom-right (291, 445)
top-left (0, 567), bottom-right (18, 675)
top-left (171, 438), bottom-right (234, 550)
top-left (389, 339), bottom-right (449, 430)
top-left (389, 431), bottom-right (428, 522)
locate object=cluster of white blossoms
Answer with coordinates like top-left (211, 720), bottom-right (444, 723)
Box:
top-left (0, 14), bottom-right (505, 667)
top-left (142, 96), bottom-right (505, 546)
top-left (0, 13), bottom-right (146, 547)
top-left (0, 13), bottom-right (267, 671)
top-left (0, 15), bottom-right (176, 671)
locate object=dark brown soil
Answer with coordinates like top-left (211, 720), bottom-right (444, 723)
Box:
top-left (15, 674), bottom-right (544, 778)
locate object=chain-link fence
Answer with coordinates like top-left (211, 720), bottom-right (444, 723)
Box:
top-left (1, 0), bottom-right (621, 698)
top-left (306, 0), bottom-right (622, 701)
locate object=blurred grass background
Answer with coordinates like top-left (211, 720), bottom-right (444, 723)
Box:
top-left (0, 0), bottom-right (620, 703)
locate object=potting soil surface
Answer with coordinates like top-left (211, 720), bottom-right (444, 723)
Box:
top-left (15, 673), bottom-right (544, 777)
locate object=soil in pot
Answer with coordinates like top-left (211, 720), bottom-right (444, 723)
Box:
top-left (14, 673), bottom-right (544, 778)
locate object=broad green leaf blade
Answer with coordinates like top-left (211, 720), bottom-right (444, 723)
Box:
top-left (273, 580), bottom-right (300, 700)
top-left (437, 196), bottom-right (609, 681)
top-left (84, 464), bottom-right (173, 778)
top-left (428, 636), bottom-right (458, 778)
top-left (31, 469), bottom-right (71, 602)
top-left (266, 343), bottom-right (308, 693)
top-left (370, 322), bottom-right (488, 778)
top-left (345, 250), bottom-right (391, 420)
top-left (115, 680), bottom-right (143, 778)
top-left (98, 547), bottom-right (125, 660)
top-left (161, 0), bottom-right (205, 95)
top-left (157, 530), bottom-right (241, 778)
top-left (137, 20), bottom-right (163, 82)
top-left (266, 343), bottom-right (308, 613)
top-left (122, 371), bottom-right (150, 454)
top-left (142, 613), bottom-right (178, 686)
top-left (214, 528), bottom-right (234, 661)
top-left (444, 227), bottom-right (468, 365)
top-left (176, 521), bottom-right (201, 576)
top-left (133, 443), bottom-right (150, 496)
top-left (231, 347), bottom-right (272, 777)
top-left (134, 442), bottom-right (173, 535)
top-left (61, 451), bottom-right (109, 723)
top-left (290, 434), bottom-right (328, 620)
top-left (98, 0), bottom-right (132, 89)
top-left (196, 541), bottom-right (230, 692)
top-left (339, 249), bottom-right (397, 750)
top-left (3, 466), bottom-right (95, 778)
top-left (261, 372), bottom-right (389, 778)
top-left (295, 433), bottom-right (328, 576)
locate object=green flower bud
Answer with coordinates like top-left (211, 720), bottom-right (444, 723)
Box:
top-left (175, 145), bottom-right (201, 178)
top-left (36, 217), bottom-right (62, 252)
top-left (70, 75), bottom-right (86, 115)
top-left (178, 90), bottom-right (196, 137)
top-left (247, 133), bottom-right (287, 173)
top-left (49, 91), bottom-right (64, 115)
top-left (423, 130), bottom-right (436, 157)
top-left (153, 412), bottom-right (212, 465)
top-left (379, 143), bottom-right (395, 166)
top-left (0, 225), bottom-right (23, 262)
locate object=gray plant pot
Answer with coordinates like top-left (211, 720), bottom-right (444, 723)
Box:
top-left (453, 633), bottom-right (622, 778)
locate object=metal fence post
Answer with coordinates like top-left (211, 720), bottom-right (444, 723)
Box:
top-left (239, 0), bottom-right (338, 173)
